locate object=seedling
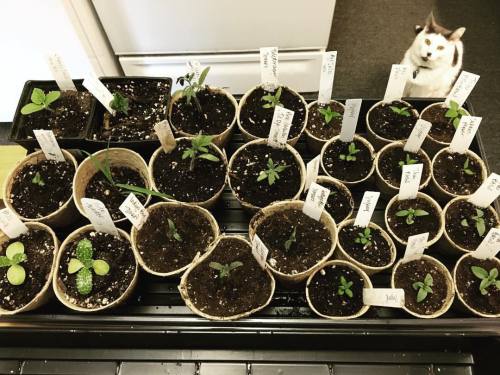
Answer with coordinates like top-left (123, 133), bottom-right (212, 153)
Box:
top-left (470, 266), bottom-right (499, 295)
top-left (462, 157), bottom-right (475, 176)
top-left (182, 133), bottom-right (220, 171)
top-left (167, 218), bottom-right (182, 242)
top-left (0, 242), bottom-right (27, 285)
top-left (461, 208), bottom-right (486, 237)
top-left (284, 226), bottom-right (297, 252)
top-left (395, 208), bottom-right (429, 225)
top-left (110, 92), bottom-right (129, 115)
top-left (355, 227), bottom-right (372, 247)
top-left (445, 100), bottom-right (468, 129)
top-left (398, 153), bottom-right (418, 168)
top-left (67, 238), bottom-right (110, 295)
top-left (337, 276), bottom-right (353, 298)
top-left (257, 158), bottom-right (290, 186)
top-left (20, 88), bottom-right (61, 115)
top-left (261, 86), bottom-right (282, 109)
top-left (389, 106), bottom-right (411, 117)
top-left (339, 142), bottom-right (360, 161)
top-left (176, 66), bottom-right (210, 112)
top-left (412, 273), bottom-right (433, 303)
top-left (318, 106), bottom-right (342, 124)
top-left (209, 261), bottom-right (243, 280)
top-left (31, 172), bottom-right (45, 187)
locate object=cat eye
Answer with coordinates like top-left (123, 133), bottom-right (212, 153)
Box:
top-left (425, 39), bottom-right (431, 45)
top-left (437, 45), bottom-right (445, 50)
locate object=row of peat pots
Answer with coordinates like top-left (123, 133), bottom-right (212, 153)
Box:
top-left (1, 65), bottom-right (499, 321)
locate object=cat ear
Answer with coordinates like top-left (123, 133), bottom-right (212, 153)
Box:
top-left (425, 12), bottom-right (437, 33)
top-left (415, 25), bottom-right (424, 34)
top-left (448, 27), bottom-right (466, 41)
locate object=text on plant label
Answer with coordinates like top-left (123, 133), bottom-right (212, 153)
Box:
top-left (383, 64), bottom-right (411, 102)
top-left (468, 173), bottom-right (500, 208)
top-left (339, 98), bottom-right (362, 142)
top-left (260, 47), bottom-right (279, 91)
top-left (363, 288), bottom-right (405, 308)
top-left (119, 193), bottom-right (149, 230)
top-left (402, 232), bottom-right (429, 263)
top-left (404, 119), bottom-right (432, 153)
top-left (471, 228), bottom-right (500, 260)
top-left (0, 208), bottom-right (29, 239)
top-left (46, 53), bottom-right (77, 91)
top-left (449, 116), bottom-right (482, 154)
top-left (81, 198), bottom-right (119, 237)
top-left (83, 75), bottom-right (115, 114)
top-left (33, 129), bottom-right (65, 162)
top-left (353, 191), bottom-right (380, 228)
top-left (267, 106), bottom-right (294, 148)
top-left (302, 182), bottom-right (330, 221)
top-left (305, 155), bottom-right (320, 191)
top-left (252, 234), bottom-right (269, 270)
top-left (154, 120), bottom-right (177, 153)
top-left (318, 51), bottom-right (337, 105)
top-left (445, 71), bottom-right (480, 107)
top-left (187, 60), bottom-right (202, 81)
top-left (399, 163), bottom-right (423, 200)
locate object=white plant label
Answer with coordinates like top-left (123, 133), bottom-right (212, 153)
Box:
top-left (267, 106), bottom-right (294, 148)
top-left (445, 71), bottom-right (480, 107)
top-left (363, 288), bottom-right (405, 308)
top-left (468, 173), bottom-right (500, 208)
top-left (252, 234), bottom-right (269, 270)
top-left (187, 60), bottom-right (202, 81)
top-left (318, 51), bottom-right (337, 105)
top-left (449, 116), bottom-right (482, 154)
top-left (119, 193), bottom-right (149, 230)
top-left (33, 129), bottom-right (65, 162)
top-left (0, 208), bottom-right (28, 239)
top-left (471, 228), bottom-right (500, 260)
top-left (303, 182), bottom-right (330, 221)
top-left (339, 98), bottom-right (362, 142)
top-left (305, 155), bottom-right (321, 191)
top-left (353, 191), bottom-right (380, 228)
top-left (83, 75), bottom-right (115, 114)
top-left (260, 47), bottom-right (279, 91)
top-left (402, 232), bottom-right (429, 263)
top-left (383, 64), bottom-right (411, 102)
top-left (46, 53), bottom-right (77, 91)
top-left (154, 120), bottom-right (177, 152)
top-left (81, 198), bottom-right (119, 237)
top-left (398, 163), bottom-right (423, 200)
top-left (404, 119), bottom-right (432, 153)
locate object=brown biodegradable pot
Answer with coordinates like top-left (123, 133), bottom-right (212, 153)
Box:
top-left (248, 200), bottom-right (337, 283)
top-left (430, 147), bottom-right (487, 202)
top-left (168, 86), bottom-right (238, 147)
top-left (73, 148), bottom-right (151, 223)
top-left (320, 134), bottom-right (376, 187)
top-left (453, 253), bottom-right (500, 318)
top-left (228, 139), bottom-right (306, 212)
top-left (305, 100), bottom-right (345, 154)
top-left (3, 150), bottom-right (79, 228)
top-left (178, 235), bottom-right (275, 321)
top-left (237, 84), bottom-right (308, 146)
top-left (149, 137), bottom-right (227, 209)
top-left (420, 102), bottom-right (471, 156)
top-left (130, 201), bottom-right (219, 277)
top-left (375, 141), bottom-right (432, 198)
top-left (440, 197), bottom-right (500, 256)
top-left (53, 224), bottom-right (138, 312)
top-left (315, 176), bottom-right (354, 225)
top-left (366, 100), bottom-right (419, 151)
top-left (0, 222), bottom-right (58, 315)
top-left (385, 192), bottom-right (444, 248)
top-left (391, 255), bottom-right (455, 318)
top-left (306, 260), bottom-right (372, 320)
top-left (336, 219), bottom-right (397, 275)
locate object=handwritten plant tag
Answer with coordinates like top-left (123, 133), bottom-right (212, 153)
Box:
top-left (449, 116), bottom-right (482, 154)
top-left (398, 164), bottom-right (423, 200)
top-left (318, 51), bottom-right (337, 105)
top-left (267, 106), bottom-right (294, 148)
top-left (154, 120), bottom-right (177, 152)
top-left (471, 228), bottom-right (500, 260)
top-left (363, 288), bottom-right (405, 308)
top-left (339, 98), bottom-right (362, 142)
top-left (302, 182), bottom-right (330, 221)
top-left (383, 64), bottom-right (411, 102)
top-left (83, 75), bottom-right (115, 114)
top-left (46, 53), bottom-right (77, 91)
top-left (305, 155), bottom-right (320, 191)
top-left (187, 60), bottom-right (202, 81)
top-left (404, 119), bottom-right (432, 153)
top-left (252, 234), bottom-right (269, 270)
top-left (33, 129), bottom-right (65, 162)
top-left (81, 198), bottom-right (119, 237)
top-left (353, 191), bottom-right (380, 228)
top-left (445, 71), bottom-right (480, 107)
top-left (468, 173), bottom-right (500, 208)
top-left (119, 193), bottom-right (149, 230)
top-left (260, 47), bottom-right (279, 91)
top-left (0, 208), bottom-right (29, 238)
top-left (401, 233), bottom-right (429, 263)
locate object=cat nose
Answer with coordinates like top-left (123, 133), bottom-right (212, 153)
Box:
top-left (427, 52), bottom-right (432, 57)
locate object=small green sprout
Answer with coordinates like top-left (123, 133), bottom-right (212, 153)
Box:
top-left (182, 133), bottom-right (220, 172)
top-left (68, 238), bottom-right (110, 296)
top-left (389, 106), bottom-right (411, 117)
top-left (176, 66), bottom-right (210, 112)
top-left (395, 208), bottom-right (429, 225)
top-left (445, 100), bottom-right (468, 129)
top-left (398, 153), bottom-right (418, 168)
top-left (0, 242), bottom-right (27, 285)
top-left (257, 158), bottom-right (290, 186)
top-left (284, 226), bottom-right (297, 252)
top-left (462, 157), bottom-right (475, 176)
top-left (209, 261), bottom-right (243, 280)
top-left (337, 276), bottom-right (353, 298)
top-left (461, 208), bottom-right (486, 237)
top-left (110, 92), bottom-right (129, 115)
top-left (412, 273), bottom-right (433, 303)
top-left (318, 106), bottom-right (342, 124)
top-left (355, 227), bottom-right (372, 247)
top-left (339, 142), bottom-right (360, 161)
top-left (261, 86), bottom-right (282, 109)
top-left (21, 88), bottom-right (61, 115)
top-left (31, 172), bottom-right (45, 187)
top-left (470, 266), bottom-right (499, 295)
top-left (167, 218), bottom-right (182, 242)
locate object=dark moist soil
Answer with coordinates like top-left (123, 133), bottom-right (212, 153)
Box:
top-left (255, 208), bottom-right (332, 275)
top-left (339, 224), bottom-right (392, 267)
top-left (239, 86), bottom-right (307, 139)
top-left (85, 167), bottom-right (147, 221)
top-left (322, 139), bottom-right (373, 182)
top-left (170, 88), bottom-right (235, 135)
top-left (10, 160), bottom-right (74, 218)
top-left (20, 90), bottom-right (92, 138)
top-left (367, 100), bottom-right (418, 140)
top-left (422, 103), bottom-right (463, 143)
top-left (185, 237), bottom-right (273, 317)
top-left (445, 200), bottom-right (498, 251)
top-left (306, 101), bottom-right (344, 140)
top-left (152, 139), bottom-right (226, 203)
top-left (94, 79), bottom-right (170, 141)
top-left (433, 151), bottom-right (483, 195)
top-left (136, 205), bottom-right (216, 274)
top-left (0, 229), bottom-right (54, 311)
top-left (378, 146), bottom-right (430, 188)
top-left (394, 258), bottom-right (449, 316)
top-left (456, 257), bottom-right (500, 315)
top-left (387, 197), bottom-right (441, 242)
top-left (308, 264), bottom-right (365, 317)
top-left (230, 144), bottom-right (302, 207)
top-left (58, 231), bottom-right (136, 309)
top-left (301, 181), bottom-right (353, 224)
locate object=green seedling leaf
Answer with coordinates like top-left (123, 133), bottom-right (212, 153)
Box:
top-left (7, 264), bottom-right (26, 286)
top-left (462, 157), bottom-right (475, 176)
top-left (31, 88), bottom-right (45, 104)
top-left (445, 100), bottom-right (466, 129)
top-left (21, 88), bottom-right (61, 115)
top-left (68, 258), bottom-right (84, 274)
top-left (176, 67), bottom-right (210, 111)
top-left (284, 226), bottom-right (297, 252)
top-left (167, 218), bottom-right (182, 242)
top-left (470, 265), bottom-right (499, 295)
top-left (261, 86), bottom-right (282, 108)
top-left (355, 227), bottom-right (372, 246)
top-left (181, 133), bottom-right (219, 171)
top-left (76, 267), bottom-right (93, 295)
top-left (318, 106), bottom-right (342, 124)
top-left (399, 153), bottom-right (418, 168)
top-left (76, 239), bottom-right (93, 261)
top-left (115, 184), bottom-right (174, 200)
top-left (389, 106), bottom-right (411, 117)
top-left (209, 261), bottom-right (243, 280)
top-left (339, 142), bottom-right (360, 162)
top-left (337, 275), bottom-right (354, 298)
top-left (110, 92), bottom-right (129, 115)
top-left (395, 208), bottom-right (429, 226)
top-left (93, 259), bottom-right (110, 276)
top-left (413, 273), bottom-right (433, 303)
top-left (31, 171), bottom-right (45, 187)
top-left (5, 242), bottom-right (24, 259)
top-left (257, 158), bottom-right (290, 186)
